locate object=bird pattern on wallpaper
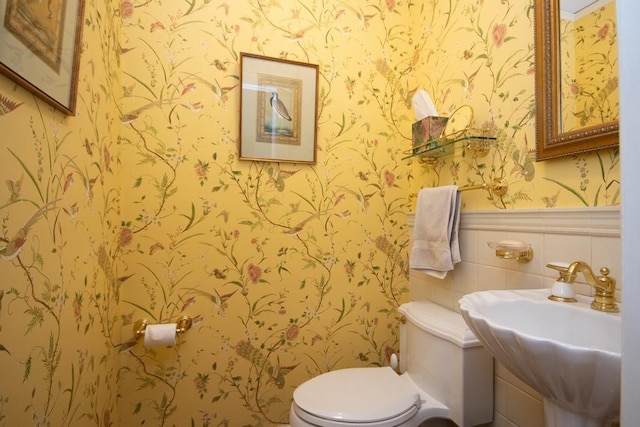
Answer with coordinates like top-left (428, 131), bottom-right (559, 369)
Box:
top-left (0, 0), bottom-right (623, 426)
top-left (0, 199), bottom-right (59, 261)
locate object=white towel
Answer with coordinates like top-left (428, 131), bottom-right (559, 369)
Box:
top-left (410, 186), bottom-right (461, 279)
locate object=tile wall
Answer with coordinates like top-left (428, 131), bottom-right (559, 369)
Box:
top-left (408, 206), bottom-right (621, 427)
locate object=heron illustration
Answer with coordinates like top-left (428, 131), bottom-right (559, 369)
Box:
top-left (270, 92), bottom-right (292, 121)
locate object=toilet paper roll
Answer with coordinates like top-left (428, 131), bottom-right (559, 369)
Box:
top-left (144, 323), bottom-right (177, 347)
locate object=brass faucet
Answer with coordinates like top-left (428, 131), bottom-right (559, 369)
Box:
top-left (547, 261), bottom-right (619, 312)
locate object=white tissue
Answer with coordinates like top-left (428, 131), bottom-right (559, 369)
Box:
top-left (144, 323), bottom-right (177, 347)
top-left (412, 89), bottom-right (438, 121)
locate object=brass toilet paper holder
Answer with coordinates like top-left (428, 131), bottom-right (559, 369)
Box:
top-left (134, 315), bottom-right (193, 340)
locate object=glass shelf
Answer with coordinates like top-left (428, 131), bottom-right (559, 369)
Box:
top-left (403, 130), bottom-right (496, 162)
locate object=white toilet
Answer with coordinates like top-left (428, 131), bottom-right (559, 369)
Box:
top-left (289, 300), bottom-right (493, 427)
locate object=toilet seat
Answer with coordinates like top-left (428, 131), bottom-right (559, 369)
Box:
top-left (292, 367), bottom-right (421, 426)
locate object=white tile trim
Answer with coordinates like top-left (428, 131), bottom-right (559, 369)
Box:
top-left (408, 206), bottom-right (620, 237)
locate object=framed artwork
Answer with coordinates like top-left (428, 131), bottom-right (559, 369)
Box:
top-left (0, 0), bottom-right (86, 115)
top-left (239, 53), bottom-right (318, 164)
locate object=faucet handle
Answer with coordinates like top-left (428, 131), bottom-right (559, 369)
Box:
top-left (546, 262), bottom-right (575, 282)
top-left (546, 262), bottom-right (569, 272)
top-left (592, 267), bottom-right (619, 313)
top-left (547, 262), bottom-right (577, 302)
top-left (596, 267), bottom-right (617, 290)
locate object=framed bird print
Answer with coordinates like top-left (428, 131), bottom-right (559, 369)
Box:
top-left (0, 0), bottom-right (86, 115)
top-left (239, 53), bottom-right (318, 164)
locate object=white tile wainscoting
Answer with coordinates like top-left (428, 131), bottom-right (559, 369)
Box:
top-left (408, 206), bottom-right (621, 427)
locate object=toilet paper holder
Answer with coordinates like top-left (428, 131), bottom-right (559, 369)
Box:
top-left (134, 315), bottom-right (193, 340)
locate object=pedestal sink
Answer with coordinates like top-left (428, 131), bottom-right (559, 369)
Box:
top-left (459, 289), bottom-right (621, 427)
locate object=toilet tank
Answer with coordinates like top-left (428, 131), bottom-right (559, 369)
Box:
top-left (398, 301), bottom-right (493, 427)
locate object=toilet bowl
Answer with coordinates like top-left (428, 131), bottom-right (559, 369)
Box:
top-left (289, 367), bottom-right (450, 427)
top-left (289, 301), bottom-right (493, 427)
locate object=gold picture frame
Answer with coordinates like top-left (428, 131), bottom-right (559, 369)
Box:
top-left (0, 0), bottom-right (86, 115)
top-left (534, 0), bottom-right (618, 160)
top-left (239, 53), bottom-right (318, 164)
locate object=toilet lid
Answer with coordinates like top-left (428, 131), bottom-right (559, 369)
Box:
top-left (293, 367), bottom-right (420, 423)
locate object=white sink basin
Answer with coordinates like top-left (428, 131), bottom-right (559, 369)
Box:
top-left (459, 289), bottom-right (621, 427)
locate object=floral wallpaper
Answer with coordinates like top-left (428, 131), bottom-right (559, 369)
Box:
top-left (407, 0), bottom-right (620, 209)
top-left (560, 1), bottom-right (618, 132)
top-left (0, 0), bottom-right (621, 426)
top-left (0, 0), bottom-right (122, 425)
top-left (117, 1), bottom-right (413, 424)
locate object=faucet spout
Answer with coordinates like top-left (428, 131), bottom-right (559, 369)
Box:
top-left (566, 261), bottom-right (614, 293)
top-left (547, 261), bottom-right (619, 313)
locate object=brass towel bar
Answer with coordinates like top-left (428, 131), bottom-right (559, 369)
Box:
top-left (458, 178), bottom-right (508, 196)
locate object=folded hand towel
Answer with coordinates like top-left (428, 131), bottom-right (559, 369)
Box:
top-left (410, 185), bottom-right (461, 278)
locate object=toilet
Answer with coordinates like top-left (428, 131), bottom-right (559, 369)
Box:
top-left (289, 300), bottom-right (493, 427)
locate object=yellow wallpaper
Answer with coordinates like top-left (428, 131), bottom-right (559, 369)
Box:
top-left (117, 1), bottom-right (412, 423)
top-left (561, 17), bottom-right (579, 131)
top-left (560, 2), bottom-right (619, 131)
top-left (408, 0), bottom-right (620, 209)
top-left (0, 0), bottom-right (122, 425)
top-left (0, 0), bottom-right (621, 426)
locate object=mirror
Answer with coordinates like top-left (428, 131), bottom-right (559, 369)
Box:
top-left (535, 0), bottom-right (619, 160)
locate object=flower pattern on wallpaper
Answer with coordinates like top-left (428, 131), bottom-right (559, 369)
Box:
top-left (408, 0), bottom-right (619, 209)
top-left (406, 0), bottom-right (539, 209)
top-left (0, 0), bottom-right (122, 425)
top-left (117, 0), bottom-right (412, 424)
top-left (0, 0), bottom-right (622, 426)
top-left (560, 2), bottom-right (618, 131)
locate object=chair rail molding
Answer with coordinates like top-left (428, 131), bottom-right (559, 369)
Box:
top-left (408, 206), bottom-right (620, 238)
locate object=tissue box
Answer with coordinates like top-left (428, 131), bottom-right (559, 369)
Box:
top-left (411, 116), bottom-right (448, 154)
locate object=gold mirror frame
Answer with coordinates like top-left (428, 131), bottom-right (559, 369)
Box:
top-left (534, 0), bottom-right (619, 161)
